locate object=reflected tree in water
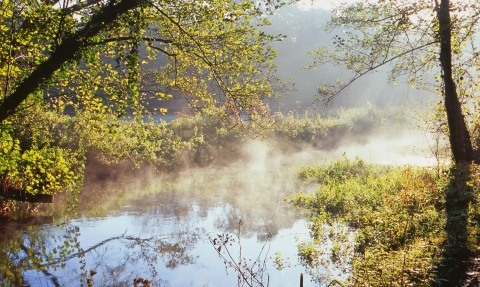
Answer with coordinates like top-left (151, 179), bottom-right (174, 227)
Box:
top-left (0, 221), bottom-right (200, 287)
top-left (0, 222), bottom-right (80, 286)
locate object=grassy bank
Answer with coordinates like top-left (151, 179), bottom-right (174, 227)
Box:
top-left (287, 156), bottom-right (480, 286)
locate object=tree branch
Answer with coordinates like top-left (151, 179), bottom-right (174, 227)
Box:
top-left (88, 36), bottom-right (172, 46)
top-left (0, 0), bottom-right (146, 123)
top-left (318, 40), bottom-right (438, 103)
top-left (39, 234), bottom-right (156, 268)
top-left (148, 45), bottom-right (177, 57)
top-left (64, 0), bottom-right (104, 14)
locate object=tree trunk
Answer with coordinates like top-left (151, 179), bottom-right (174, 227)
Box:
top-left (436, 0), bottom-right (476, 164)
top-left (0, 0), bottom-right (144, 123)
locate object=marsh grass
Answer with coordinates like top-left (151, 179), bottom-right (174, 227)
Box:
top-left (287, 157), bottom-right (480, 286)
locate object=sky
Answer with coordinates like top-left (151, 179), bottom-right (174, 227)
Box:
top-left (297, 0), bottom-right (476, 12)
top-left (296, 0), bottom-right (361, 11)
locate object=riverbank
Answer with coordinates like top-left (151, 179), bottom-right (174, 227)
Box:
top-left (287, 157), bottom-right (480, 286)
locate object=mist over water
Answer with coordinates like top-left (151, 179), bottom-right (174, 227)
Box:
top-left (240, 127), bottom-right (439, 169)
top-left (309, 128), bottom-right (440, 166)
top-left (1, 2), bottom-right (447, 285)
top-left (0, 1), bottom-right (459, 287)
top-left (0, 113), bottom-right (442, 287)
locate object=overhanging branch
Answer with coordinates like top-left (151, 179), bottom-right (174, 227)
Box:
top-left (0, 0), bottom-right (146, 123)
top-left (318, 40), bottom-right (439, 103)
top-left (88, 36), bottom-right (173, 46)
top-left (148, 45), bottom-right (176, 57)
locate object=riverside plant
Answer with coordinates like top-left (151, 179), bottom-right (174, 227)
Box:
top-left (287, 156), bottom-right (480, 286)
top-left (210, 220), bottom-right (272, 287)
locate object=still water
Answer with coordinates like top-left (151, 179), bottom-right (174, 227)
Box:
top-left (1, 128), bottom-right (435, 287)
top-left (1, 142), bottom-right (315, 287)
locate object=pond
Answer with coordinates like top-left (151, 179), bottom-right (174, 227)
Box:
top-left (1, 130), bottom-right (437, 287)
top-left (0, 141), bottom-right (316, 287)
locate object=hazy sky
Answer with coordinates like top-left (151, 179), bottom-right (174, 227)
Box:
top-left (296, 0), bottom-right (361, 11)
top-left (298, 0), bottom-right (475, 12)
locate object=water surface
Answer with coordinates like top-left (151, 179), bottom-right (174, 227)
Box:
top-left (1, 142), bottom-right (314, 287)
top-left (1, 130), bottom-right (436, 287)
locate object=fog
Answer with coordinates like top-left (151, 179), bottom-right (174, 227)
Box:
top-left (262, 2), bottom-right (436, 110)
top-left (72, 6), bottom-right (448, 278)
top-left (8, 109), bottom-right (441, 286)
top-left (80, 116), bottom-right (441, 222)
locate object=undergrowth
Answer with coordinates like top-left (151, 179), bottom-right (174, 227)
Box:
top-left (287, 156), bottom-right (480, 286)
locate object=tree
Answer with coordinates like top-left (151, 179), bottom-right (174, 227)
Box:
top-left (0, 0), bottom-right (285, 196)
top-left (0, 0), bottom-right (284, 121)
top-left (307, 0), bottom-right (479, 164)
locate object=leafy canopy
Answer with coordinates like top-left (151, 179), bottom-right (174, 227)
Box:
top-left (0, 0), bottom-right (285, 119)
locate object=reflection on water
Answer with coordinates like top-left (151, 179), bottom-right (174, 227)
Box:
top-left (0, 141), bottom-right (314, 287)
top-left (0, 127), bottom-right (435, 286)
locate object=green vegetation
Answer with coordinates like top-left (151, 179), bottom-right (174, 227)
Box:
top-left (0, 0), bottom-right (284, 122)
top-left (287, 156), bottom-right (480, 286)
top-left (0, 104), bottom-right (401, 209)
top-left (270, 105), bottom-right (399, 150)
top-left (3, 0), bottom-right (480, 284)
top-left (291, 1), bottom-right (480, 282)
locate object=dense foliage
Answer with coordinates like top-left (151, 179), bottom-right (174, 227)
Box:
top-left (0, 103), bottom-right (401, 205)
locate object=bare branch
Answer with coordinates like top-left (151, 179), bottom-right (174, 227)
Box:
top-left (318, 40), bottom-right (438, 103)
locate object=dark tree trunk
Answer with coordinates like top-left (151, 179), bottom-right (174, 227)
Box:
top-left (0, 0), bottom-right (144, 123)
top-left (436, 0), bottom-right (476, 164)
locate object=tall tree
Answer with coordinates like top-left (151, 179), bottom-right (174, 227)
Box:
top-left (436, 0), bottom-right (475, 163)
top-left (308, 0), bottom-right (479, 164)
